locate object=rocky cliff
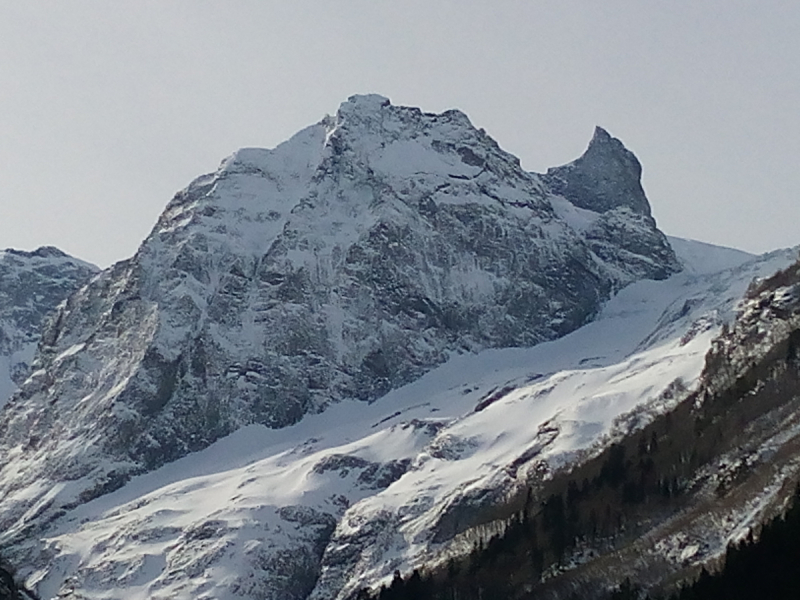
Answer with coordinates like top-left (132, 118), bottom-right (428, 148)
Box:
top-left (0, 247), bottom-right (98, 404)
top-left (0, 95), bottom-right (685, 598)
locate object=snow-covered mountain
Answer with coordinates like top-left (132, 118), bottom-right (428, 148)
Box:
top-left (7, 240), bottom-right (793, 600)
top-left (0, 96), bottom-right (795, 600)
top-left (0, 95), bottom-right (678, 539)
top-left (0, 247), bottom-right (98, 404)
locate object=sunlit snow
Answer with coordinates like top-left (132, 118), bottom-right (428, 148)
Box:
top-left (21, 239), bottom-right (796, 600)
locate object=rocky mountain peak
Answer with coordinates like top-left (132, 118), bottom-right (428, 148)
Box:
top-left (336, 93), bottom-right (391, 116)
top-left (545, 125), bottom-right (650, 216)
top-left (318, 93), bottom-right (525, 189)
top-left (0, 97), bottom-right (680, 559)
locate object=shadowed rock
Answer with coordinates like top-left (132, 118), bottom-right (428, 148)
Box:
top-left (545, 126), bottom-right (651, 216)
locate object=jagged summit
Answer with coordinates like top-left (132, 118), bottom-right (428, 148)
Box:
top-left (338, 92), bottom-right (391, 113)
top-left (0, 97), bottom-right (680, 590)
top-left (545, 125), bottom-right (650, 216)
top-left (2, 245), bottom-right (67, 259)
top-left (0, 246), bottom-right (94, 272)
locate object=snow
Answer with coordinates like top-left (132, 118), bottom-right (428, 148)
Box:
top-left (549, 195), bottom-right (601, 232)
top-left (667, 235), bottom-right (756, 275)
top-left (0, 99), bottom-right (788, 599)
top-left (19, 239), bottom-right (797, 599)
top-left (0, 333), bottom-right (37, 406)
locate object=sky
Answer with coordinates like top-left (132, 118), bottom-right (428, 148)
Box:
top-left (0, 1), bottom-right (798, 268)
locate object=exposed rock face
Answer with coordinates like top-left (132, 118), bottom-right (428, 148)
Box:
top-left (0, 95), bottom-right (679, 551)
top-left (545, 126), bottom-right (651, 216)
top-left (0, 563), bottom-right (29, 600)
top-left (544, 127), bottom-right (677, 283)
top-left (0, 247), bottom-right (98, 404)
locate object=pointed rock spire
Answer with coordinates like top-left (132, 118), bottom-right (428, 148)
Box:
top-left (545, 126), bottom-right (651, 216)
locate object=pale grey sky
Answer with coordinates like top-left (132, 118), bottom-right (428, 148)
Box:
top-left (1, 1), bottom-right (797, 267)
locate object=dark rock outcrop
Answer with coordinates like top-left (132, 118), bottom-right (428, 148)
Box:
top-left (0, 96), bottom-right (680, 549)
top-left (545, 126), bottom-right (651, 216)
top-left (0, 247), bottom-right (98, 402)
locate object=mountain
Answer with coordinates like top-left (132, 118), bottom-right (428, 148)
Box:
top-left (8, 239), bottom-right (792, 600)
top-left (0, 247), bottom-right (98, 404)
top-left (0, 95), bottom-right (790, 600)
top-left (0, 95), bottom-right (678, 538)
top-left (369, 247), bottom-right (800, 600)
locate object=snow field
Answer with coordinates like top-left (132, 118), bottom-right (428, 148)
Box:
top-left (23, 240), bottom-right (797, 599)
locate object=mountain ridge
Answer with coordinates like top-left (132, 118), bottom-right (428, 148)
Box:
top-left (0, 95), bottom-right (680, 534)
top-left (7, 236), bottom-right (788, 600)
top-left (0, 96), bottom-right (777, 600)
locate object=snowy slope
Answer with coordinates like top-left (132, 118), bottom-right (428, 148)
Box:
top-left (0, 94), bottom-right (682, 563)
top-left (667, 235), bottom-right (754, 275)
top-left (15, 241), bottom-right (795, 600)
